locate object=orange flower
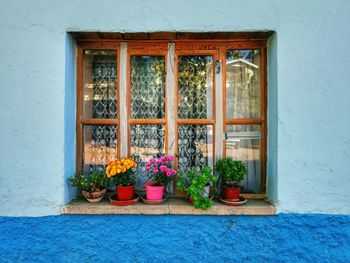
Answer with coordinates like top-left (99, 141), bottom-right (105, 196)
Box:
top-left (106, 157), bottom-right (137, 177)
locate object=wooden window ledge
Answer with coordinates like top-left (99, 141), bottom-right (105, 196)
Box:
top-left (61, 198), bottom-right (276, 215)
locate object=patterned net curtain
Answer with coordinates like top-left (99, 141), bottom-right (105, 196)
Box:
top-left (130, 56), bottom-right (165, 119)
top-left (178, 56), bottom-right (213, 173)
top-left (85, 51), bottom-right (118, 173)
top-left (130, 56), bottom-right (166, 188)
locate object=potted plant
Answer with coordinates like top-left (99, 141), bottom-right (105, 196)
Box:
top-left (215, 157), bottom-right (247, 201)
top-left (145, 156), bottom-right (177, 200)
top-left (176, 167), bottom-right (217, 210)
top-left (106, 157), bottom-right (137, 201)
top-left (68, 171), bottom-right (110, 203)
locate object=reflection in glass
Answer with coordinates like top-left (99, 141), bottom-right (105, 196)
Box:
top-left (178, 125), bottom-right (213, 173)
top-left (83, 125), bottom-right (118, 173)
top-left (83, 50), bottom-right (117, 119)
top-left (130, 125), bottom-right (165, 188)
top-left (178, 56), bottom-right (213, 119)
top-left (225, 125), bottom-right (261, 193)
top-left (226, 50), bottom-right (260, 119)
top-left (130, 56), bottom-right (165, 119)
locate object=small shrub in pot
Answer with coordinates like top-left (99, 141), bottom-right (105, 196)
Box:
top-left (68, 171), bottom-right (110, 203)
top-left (215, 158), bottom-right (247, 201)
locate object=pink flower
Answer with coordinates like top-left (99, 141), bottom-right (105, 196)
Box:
top-left (168, 156), bottom-right (174, 161)
top-left (171, 169), bottom-right (177, 175)
top-left (146, 167), bottom-right (150, 172)
top-left (159, 165), bottom-right (167, 172)
top-left (153, 168), bottom-right (159, 174)
top-left (166, 171), bottom-right (172, 177)
top-left (146, 162), bottom-right (151, 167)
top-left (150, 158), bottom-right (156, 164)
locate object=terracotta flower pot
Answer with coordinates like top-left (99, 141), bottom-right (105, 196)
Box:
top-left (116, 185), bottom-right (135, 201)
top-left (82, 188), bottom-right (106, 203)
top-left (145, 182), bottom-right (165, 200)
top-left (223, 186), bottom-right (240, 201)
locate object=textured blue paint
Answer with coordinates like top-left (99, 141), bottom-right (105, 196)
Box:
top-left (0, 214), bottom-right (349, 262)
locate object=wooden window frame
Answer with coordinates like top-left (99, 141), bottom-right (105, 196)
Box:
top-left (76, 42), bottom-right (121, 176)
top-left (221, 44), bottom-right (267, 195)
top-left (126, 42), bottom-right (169, 157)
top-left (173, 49), bottom-right (218, 167)
top-left (76, 39), bottom-right (267, 197)
top-left (173, 48), bottom-right (218, 196)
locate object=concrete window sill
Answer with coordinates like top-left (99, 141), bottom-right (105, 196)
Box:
top-left (61, 197), bottom-right (276, 215)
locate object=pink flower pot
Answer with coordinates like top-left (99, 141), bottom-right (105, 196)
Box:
top-left (145, 182), bottom-right (165, 200)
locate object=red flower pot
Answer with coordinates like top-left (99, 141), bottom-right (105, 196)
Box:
top-left (116, 185), bottom-right (135, 201)
top-left (223, 187), bottom-right (240, 201)
top-left (187, 196), bottom-right (194, 203)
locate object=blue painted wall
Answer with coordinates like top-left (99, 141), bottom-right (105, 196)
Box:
top-left (1, 214), bottom-right (349, 262)
top-left (0, 0), bottom-right (350, 215)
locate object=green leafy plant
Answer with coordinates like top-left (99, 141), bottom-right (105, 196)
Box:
top-left (215, 158), bottom-right (247, 187)
top-left (68, 171), bottom-right (110, 192)
top-left (176, 167), bottom-right (217, 210)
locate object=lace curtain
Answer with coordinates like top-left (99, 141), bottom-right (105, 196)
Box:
top-left (130, 56), bottom-right (166, 188)
top-left (83, 51), bottom-right (118, 173)
top-left (177, 56), bottom-right (213, 173)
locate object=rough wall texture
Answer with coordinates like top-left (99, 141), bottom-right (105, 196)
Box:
top-left (0, 214), bottom-right (349, 262)
top-left (0, 0), bottom-right (350, 216)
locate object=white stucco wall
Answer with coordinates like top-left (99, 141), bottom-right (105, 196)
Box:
top-left (0, 0), bottom-right (349, 216)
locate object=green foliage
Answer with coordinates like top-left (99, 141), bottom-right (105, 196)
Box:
top-left (112, 169), bottom-right (136, 186)
top-left (215, 158), bottom-right (247, 186)
top-left (226, 50), bottom-right (245, 60)
top-left (68, 171), bottom-right (110, 192)
top-left (176, 167), bottom-right (217, 210)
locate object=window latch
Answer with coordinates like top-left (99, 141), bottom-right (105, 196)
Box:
top-left (215, 60), bottom-right (221, 74)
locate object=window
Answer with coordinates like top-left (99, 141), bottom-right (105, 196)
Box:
top-left (76, 39), bottom-right (267, 196)
top-left (127, 44), bottom-right (168, 188)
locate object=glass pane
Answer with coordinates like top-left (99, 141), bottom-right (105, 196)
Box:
top-left (225, 125), bottom-right (261, 193)
top-left (83, 125), bottom-right (118, 173)
top-left (226, 50), bottom-right (260, 119)
top-left (130, 124), bottom-right (165, 188)
top-left (178, 56), bottom-right (213, 119)
top-left (83, 50), bottom-right (117, 119)
top-left (130, 56), bottom-right (165, 119)
top-left (178, 125), bottom-right (214, 173)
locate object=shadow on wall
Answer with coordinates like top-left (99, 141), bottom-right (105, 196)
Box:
top-left (267, 32), bottom-right (278, 204)
top-left (64, 33), bottom-right (76, 203)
